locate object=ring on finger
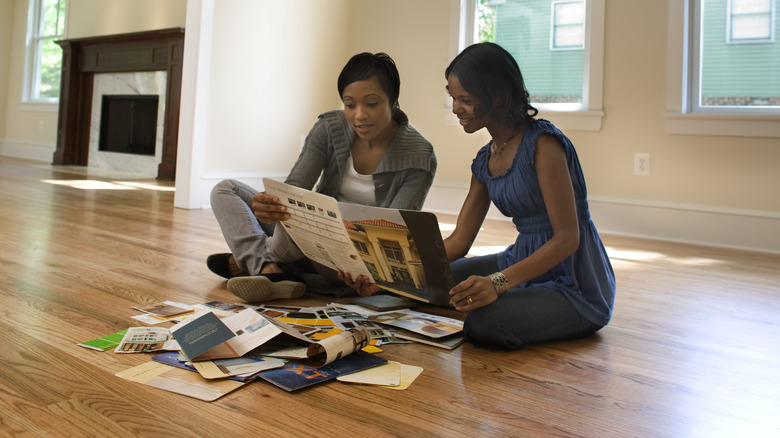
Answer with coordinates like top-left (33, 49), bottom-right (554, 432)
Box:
top-left (466, 295), bottom-right (473, 304)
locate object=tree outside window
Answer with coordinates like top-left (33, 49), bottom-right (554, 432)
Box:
top-left (27, 0), bottom-right (67, 102)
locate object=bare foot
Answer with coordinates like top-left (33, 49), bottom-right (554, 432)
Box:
top-left (259, 262), bottom-right (284, 275)
top-left (228, 255), bottom-right (249, 277)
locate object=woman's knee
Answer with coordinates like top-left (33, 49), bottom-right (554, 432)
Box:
top-left (210, 179), bottom-right (237, 204)
top-left (463, 305), bottom-right (528, 350)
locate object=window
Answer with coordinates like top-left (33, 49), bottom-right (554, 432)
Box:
top-left (729, 0), bottom-right (774, 42)
top-left (665, 0), bottom-right (780, 137)
top-left (693, 0), bottom-right (779, 112)
top-left (353, 240), bottom-right (370, 254)
top-left (551, 1), bottom-right (585, 50)
top-left (26, 0), bottom-right (67, 103)
top-left (383, 245), bottom-right (406, 264)
top-left (454, 0), bottom-right (604, 130)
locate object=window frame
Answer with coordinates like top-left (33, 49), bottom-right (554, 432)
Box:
top-left (665, 0), bottom-right (780, 138)
top-left (450, 0), bottom-right (605, 131)
top-left (23, 0), bottom-right (67, 106)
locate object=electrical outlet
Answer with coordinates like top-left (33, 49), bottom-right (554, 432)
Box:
top-left (634, 153), bottom-right (650, 176)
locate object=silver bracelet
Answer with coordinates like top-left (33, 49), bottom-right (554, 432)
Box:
top-left (488, 272), bottom-right (509, 295)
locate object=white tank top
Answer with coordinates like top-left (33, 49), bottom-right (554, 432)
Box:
top-left (337, 155), bottom-right (376, 205)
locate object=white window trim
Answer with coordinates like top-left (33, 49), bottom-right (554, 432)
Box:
top-left (665, 0), bottom-right (780, 138)
top-left (448, 0), bottom-right (604, 132)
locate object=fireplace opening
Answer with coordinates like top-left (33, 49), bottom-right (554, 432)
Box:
top-left (98, 95), bottom-right (159, 156)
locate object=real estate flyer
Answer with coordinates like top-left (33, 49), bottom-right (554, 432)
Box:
top-left (262, 178), bottom-right (454, 305)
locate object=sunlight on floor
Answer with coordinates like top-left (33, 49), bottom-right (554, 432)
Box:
top-left (467, 245), bottom-right (507, 256)
top-left (42, 179), bottom-right (175, 192)
top-left (438, 222), bottom-right (502, 256)
top-left (605, 246), bottom-right (726, 267)
top-left (433, 222), bottom-right (729, 268)
top-left (115, 181), bottom-right (175, 192)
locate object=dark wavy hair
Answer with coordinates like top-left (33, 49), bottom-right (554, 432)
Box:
top-left (445, 42), bottom-right (537, 127)
top-left (338, 52), bottom-right (400, 108)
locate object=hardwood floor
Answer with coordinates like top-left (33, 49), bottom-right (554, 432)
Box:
top-left (1, 155), bottom-right (778, 437)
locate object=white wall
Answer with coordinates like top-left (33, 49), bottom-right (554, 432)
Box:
top-left (174, 0), bottom-right (352, 208)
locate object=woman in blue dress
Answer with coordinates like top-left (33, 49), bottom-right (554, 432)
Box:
top-left (444, 42), bottom-right (616, 350)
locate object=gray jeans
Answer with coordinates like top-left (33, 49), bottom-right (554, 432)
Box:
top-left (210, 179), bottom-right (304, 275)
top-left (451, 253), bottom-right (603, 350)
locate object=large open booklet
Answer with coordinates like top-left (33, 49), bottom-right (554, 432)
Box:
top-left (263, 178), bottom-right (454, 305)
top-left (170, 308), bottom-right (371, 368)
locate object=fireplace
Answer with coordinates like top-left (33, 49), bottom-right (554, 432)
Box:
top-left (99, 95), bottom-right (159, 156)
top-left (53, 28), bottom-right (184, 180)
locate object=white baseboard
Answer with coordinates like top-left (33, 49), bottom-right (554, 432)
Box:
top-left (424, 184), bottom-right (780, 255)
top-left (588, 196), bottom-right (780, 254)
top-left (179, 172), bottom-right (289, 209)
top-left (0, 139), bottom-right (55, 162)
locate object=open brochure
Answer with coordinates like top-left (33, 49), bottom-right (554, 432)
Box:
top-left (367, 309), bottom-right (464, 339)
top-left (262, 178), bottom-right (455, 305)
top-left (169, 308), bottom-right (370, 368)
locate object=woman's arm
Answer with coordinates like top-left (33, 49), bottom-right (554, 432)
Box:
top-left (384, 168), bottom-right (435, 210)
top-left (443, 175), bottom-right (491, 262)
top-left (450, 135), bottom-right (579, 310)
top-left (285, 118), bottom-right (333, 190)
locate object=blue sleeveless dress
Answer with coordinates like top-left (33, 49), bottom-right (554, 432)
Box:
top-left (471, 119), bottom-right (616, 326)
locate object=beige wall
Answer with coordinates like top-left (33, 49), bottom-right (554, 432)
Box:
top-left (66, 0), bottom-right (187, 39)
top-left (4, 0), bottom-right (60, 152)
top-left (350, 0), bottom-right (780, 213)
top-left (0, 0), bottom-right (13, 140)
top-left (581, 1), bottom-right (780, 211)
top-left (347, 0), bottom-right (484, 186)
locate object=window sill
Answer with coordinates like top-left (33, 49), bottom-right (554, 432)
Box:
top-left (19, 101), bottom-right (59, 113)
top-left (664, 112), bottom-right (780, 138)
top-left (443, 108), bottom-right (604, 132)
top-left (536, 109), bottom-right (604, 132)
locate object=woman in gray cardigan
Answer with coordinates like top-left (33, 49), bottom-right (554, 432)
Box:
top-left (208, 52), bottom-right (437, 302)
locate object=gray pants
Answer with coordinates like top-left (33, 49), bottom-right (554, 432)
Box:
top-left (210, 179), bottom-right (304, 275)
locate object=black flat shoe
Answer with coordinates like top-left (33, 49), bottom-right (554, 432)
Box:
top-left (207, 253), bottom-right (237, 279)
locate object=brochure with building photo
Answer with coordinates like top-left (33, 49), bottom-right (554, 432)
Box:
top-left (367, 309), bottom-right (464, 339)
top-left (262, 178), bottom-right (454, 305)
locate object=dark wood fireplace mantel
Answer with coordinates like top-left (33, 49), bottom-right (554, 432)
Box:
top-left (53, 28), bottom-right (184, 180)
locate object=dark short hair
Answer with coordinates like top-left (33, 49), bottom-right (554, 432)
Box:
top-left (338, 52), bottom-right (400, 107)
top-left (445, 42), bottom-right (537, 127)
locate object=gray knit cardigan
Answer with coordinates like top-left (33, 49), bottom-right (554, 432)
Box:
top-left (285, 108), bottom-right (437, 211)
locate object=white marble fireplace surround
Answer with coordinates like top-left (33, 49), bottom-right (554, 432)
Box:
top-left (88, 72), bottom-right (167, 177)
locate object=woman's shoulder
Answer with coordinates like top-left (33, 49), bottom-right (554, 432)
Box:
top-left (520, 119), bottom-right (572, 151)
top-left (390, 108), bottom-right (434, 153)
top-left (470, 141), bottom-right (493, 178)
top-left (309, 109), bottom-right (354, 146)
top-left (525, 118), bottom-right (560, 136)
top-left (316, 109), bottom-right (347, 126)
